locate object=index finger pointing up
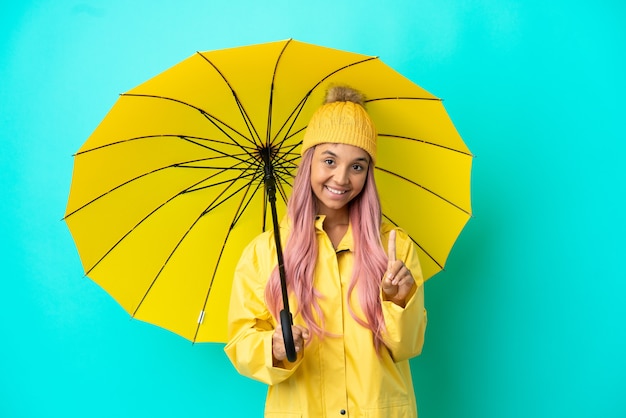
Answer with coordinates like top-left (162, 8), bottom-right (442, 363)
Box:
top-left (388, 229), bottom-right (397, 264)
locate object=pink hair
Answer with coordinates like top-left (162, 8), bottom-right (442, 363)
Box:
top-left (264, 147), bottom-right (389, 351)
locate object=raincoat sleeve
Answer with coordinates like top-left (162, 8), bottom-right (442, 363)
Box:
top-left (380, 227), bottom-right (428, 362)
top-left (224, 234), bottom-right (303, 385)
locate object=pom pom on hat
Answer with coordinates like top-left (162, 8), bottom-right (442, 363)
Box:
top-left (301, 86), bottom-right (377, 162)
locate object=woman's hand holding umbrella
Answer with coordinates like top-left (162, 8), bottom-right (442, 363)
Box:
top-left (273, 324), bottom-right (310, 364)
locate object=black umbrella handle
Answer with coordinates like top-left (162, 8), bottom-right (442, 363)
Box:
top-left (262, 149), bottom-right (297, 363)
top-left (280, 309), bottom-right (297, 362)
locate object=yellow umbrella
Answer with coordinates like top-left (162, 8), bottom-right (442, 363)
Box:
top-left (64, 39), bottom-right (472, 344)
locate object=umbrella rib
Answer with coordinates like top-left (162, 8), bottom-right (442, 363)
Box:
top-left (197, 110), bottom-right (259, 152)
top-left (274, 173), bottom-right (292, 205)
top-left (266, 38), bottom-right (292, 148)
top-left (177, 136), bottom-right (261, 166)
top-left (64, 150), bottom-right (254, 219)
top-left (366, 96), bottom-right (441, 103)
top-left (271, 97), bottom-right (309, 154)
top-left (233, 174), bottom-right (267, 227)
top-left (269, 97), bottom-right (306, 149)
top-left (375, 166), bottom-right (471, 216)
top-left (195, 51), bottom-right (263, 146)
top-left (379, 133), bottom-right (474, 156)
top-left (197, 170), bottom-right (263, 214)
top-left (74, 133), bottom-right (256, 157)
top-left (184, 171), bottom-right (258, 194)
top-left (64, 156), bottom-right (205, 219)
top-left (120, 93), bottom-right (260, 150)
top-left (131, 216), bottom-right (200, 318)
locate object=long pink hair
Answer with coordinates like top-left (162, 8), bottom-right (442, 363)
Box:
top-left (265, 147), bottom-right (389, 351)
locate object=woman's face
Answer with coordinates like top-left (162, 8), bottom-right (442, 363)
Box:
top-left (309, 143), bottom-right (370, 217)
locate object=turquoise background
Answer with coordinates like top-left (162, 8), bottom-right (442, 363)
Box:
top-left (2, 1), bottom-right (625, 417)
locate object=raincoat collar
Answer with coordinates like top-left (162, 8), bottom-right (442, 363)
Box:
top-left (281, 215), bottom-right (354, 253)
top-left (315, 215), bottom-right (354, 252)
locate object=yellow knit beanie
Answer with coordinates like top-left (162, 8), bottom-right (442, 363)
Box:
top-left (301, 86), bottom-right (377, 162)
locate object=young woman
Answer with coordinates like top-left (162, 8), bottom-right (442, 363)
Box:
top-left (225, 86), bottom-right (427, 417)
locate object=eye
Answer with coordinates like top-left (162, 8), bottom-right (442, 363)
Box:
top-left (352, 163), bottom-right (364, 172)
top-left (323, 158), bottom-right (335, 166)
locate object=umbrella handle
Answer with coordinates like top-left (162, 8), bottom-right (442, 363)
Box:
top-left (280, 309), bottom-right (297, 362)
top-left (262, 151), bottom-right (297, 363)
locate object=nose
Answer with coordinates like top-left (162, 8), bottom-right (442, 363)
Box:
top-left (333, 167), bottom-right (350, 185)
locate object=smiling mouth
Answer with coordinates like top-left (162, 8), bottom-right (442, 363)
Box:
top-left (326, 186), bottom-right (348, 195)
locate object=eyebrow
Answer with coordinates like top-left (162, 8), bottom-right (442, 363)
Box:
top-left (321, 150), bottom-right (369, 163)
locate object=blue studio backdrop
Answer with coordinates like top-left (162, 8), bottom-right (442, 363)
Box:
top-left (1, 1), bottom-right (625, 417)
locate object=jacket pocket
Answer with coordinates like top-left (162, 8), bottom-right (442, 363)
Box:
top-left (364, 402), bottom-right (413, 418)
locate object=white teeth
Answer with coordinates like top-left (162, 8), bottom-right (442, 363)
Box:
top-left (326, 186), bottom-right (346, 195)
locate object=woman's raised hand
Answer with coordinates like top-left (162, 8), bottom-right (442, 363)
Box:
top-left (382, 229), bottom-right (415, 307)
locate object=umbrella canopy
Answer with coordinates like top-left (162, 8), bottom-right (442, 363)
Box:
top-left (64, 39), bottom-right (472, 344)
